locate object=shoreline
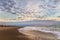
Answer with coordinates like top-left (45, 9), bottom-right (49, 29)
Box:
top-left (0, 26), bottom-right (59, 40)
top-left (19, 27), bottom-right (60, 40)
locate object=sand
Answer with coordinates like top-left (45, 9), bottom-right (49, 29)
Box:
top-left (0, 27), bottom-right (30, 40)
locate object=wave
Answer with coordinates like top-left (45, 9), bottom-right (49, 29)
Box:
top-left (18, 27), bottom-right (60, 40)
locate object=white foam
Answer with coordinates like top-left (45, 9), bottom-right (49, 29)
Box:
top-left (18, 27), bottom-right (60, 39)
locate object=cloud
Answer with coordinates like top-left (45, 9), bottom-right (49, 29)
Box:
top-left (0, 0), bottom-right (60, 21)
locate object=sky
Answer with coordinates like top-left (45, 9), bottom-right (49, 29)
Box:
top-left (0, 0), bottom-right (60, 21)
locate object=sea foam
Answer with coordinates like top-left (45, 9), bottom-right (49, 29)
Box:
top-left (18, 27), bottom-right (60, 40)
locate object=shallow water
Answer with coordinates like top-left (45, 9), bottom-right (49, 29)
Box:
top-left (18, 26), bottom-right (60, 40)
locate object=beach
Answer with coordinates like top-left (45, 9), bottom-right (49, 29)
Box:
top-left (0, 26), bottom-right (58, 40)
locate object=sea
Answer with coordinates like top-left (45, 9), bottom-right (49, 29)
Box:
top-left (18, 26), bottom-right (60, 40)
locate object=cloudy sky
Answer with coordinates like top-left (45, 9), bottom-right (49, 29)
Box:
top-left (0, 0), bottom-right (60, 21)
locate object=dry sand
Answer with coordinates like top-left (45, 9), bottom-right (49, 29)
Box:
top-left (0, 26), bottom-right (58, 40)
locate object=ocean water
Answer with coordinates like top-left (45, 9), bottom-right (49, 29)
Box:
top-left (0, 20), bottom-right (60, 26)
top-left (18, 26), bottom-right (60, 40)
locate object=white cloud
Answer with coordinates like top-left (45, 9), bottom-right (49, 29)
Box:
top-left (0, 0), bottom-right (60, 21)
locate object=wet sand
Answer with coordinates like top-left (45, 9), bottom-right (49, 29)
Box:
top-left (0, 26), bottom-right (30, 40)
top-left (0, 26), bottom-right (58, 40)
